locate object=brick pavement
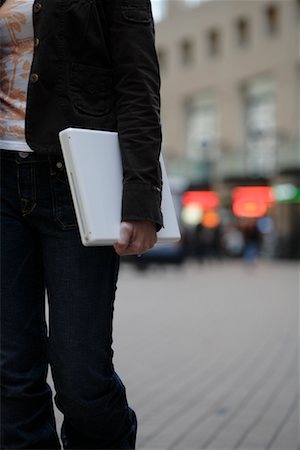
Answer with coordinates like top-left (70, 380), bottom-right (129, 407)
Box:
top-left (51, 261), bottom-right (299, 450)
top-left (113, 261), bottom-right (299, 450)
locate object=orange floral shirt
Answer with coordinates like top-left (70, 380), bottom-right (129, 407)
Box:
top-left (0, 0), bottom-right (34, 152)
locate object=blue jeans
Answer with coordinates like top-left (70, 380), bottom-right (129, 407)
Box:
top-left (0, 150), bottom-right (137, 449)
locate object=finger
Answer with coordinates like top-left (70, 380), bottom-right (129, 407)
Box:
top-left (118, 241), bottom-right (154, 256)
top-left (113, 243), bottom-right (124, 255)
top-left (127, 235), bottom-right (157, 255)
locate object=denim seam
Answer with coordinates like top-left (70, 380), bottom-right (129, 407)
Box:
top-left (21, 199), bottom-right (37, 216)
top-left (32, 165), bottom-right (37, 202)
top-left (50, 174), bottom-right (77, 229)
top-left (17, 166), bottom-right (37, 216)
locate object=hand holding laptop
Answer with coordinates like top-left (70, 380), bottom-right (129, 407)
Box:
top-left (59, 128), bottom-right (180, 247)
top-left (113, 221), bottom-right (157, 256)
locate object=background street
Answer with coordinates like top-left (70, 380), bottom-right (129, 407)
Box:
top-left (50, 261), bottom-right (299, 450)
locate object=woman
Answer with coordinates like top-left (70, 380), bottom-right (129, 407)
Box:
top-left (0, 0), bottom-right (163, 448)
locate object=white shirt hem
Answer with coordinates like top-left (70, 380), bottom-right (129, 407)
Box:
top-left (0, 140), bottom-right (34, 152)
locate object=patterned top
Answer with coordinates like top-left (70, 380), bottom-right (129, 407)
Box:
top-left (0, 0), bottom-right (34, 152)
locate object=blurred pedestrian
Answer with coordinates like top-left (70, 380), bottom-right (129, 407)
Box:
top-left (222, 224), bottom-right (244, 257)
top-left (242, 220), bottom-right (262, 264)
top-left (0, 0), bottom-right (162, 448)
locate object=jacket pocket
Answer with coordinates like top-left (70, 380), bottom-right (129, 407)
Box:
top-left (121, 0), bottom-right (152, 24)
top-left (70, 63), bottom-right (113, 117)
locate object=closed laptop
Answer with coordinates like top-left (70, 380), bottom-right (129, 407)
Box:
top-left (59, 127), bottom-right (181, 247)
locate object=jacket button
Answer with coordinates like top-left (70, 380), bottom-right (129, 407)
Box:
top-left (56, 162), bottom-right (63, 169)
top-left (30, 73), bottom-right (39, 83)
top-left (34, 37), bottom-right (40, 48)
top-left (33, 2), bottom-right (42, 13)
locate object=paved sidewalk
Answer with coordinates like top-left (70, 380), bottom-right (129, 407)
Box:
top-left (52, 261), bottom-right (299, 450)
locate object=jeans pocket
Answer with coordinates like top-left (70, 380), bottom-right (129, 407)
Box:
top-left (51, 171), bottom-right (77, 230)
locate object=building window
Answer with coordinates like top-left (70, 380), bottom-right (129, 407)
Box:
top-left (265, 4), bottom-right (280, 35)
top-left (298, 67), bottom-right (300, 142)
top-left (207, 29), bottom-right (221, 57)
top-left (296, 0), bottom-right (300, 21)
top-left (157, 48), bottom-right (167, 72)
top-left (180, 39), bottom-right (194, 66)
top-left (186, 95), bottom-right (218, 161)
top-left (244, 77), bottom-right (277, 175)
top-left (236, 17), bottom-right (250, 47)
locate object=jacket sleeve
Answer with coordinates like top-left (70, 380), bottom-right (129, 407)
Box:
top-left (106, 0), bottom-right (163, 230)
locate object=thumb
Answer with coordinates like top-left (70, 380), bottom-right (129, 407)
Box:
top-left (114, 222), bottom-right (133, 253)
top-left (119, 222), bottom-right (133, 246)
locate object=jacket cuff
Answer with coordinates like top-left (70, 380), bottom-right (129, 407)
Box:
top-left (122, 182), bottom-right (163, 231)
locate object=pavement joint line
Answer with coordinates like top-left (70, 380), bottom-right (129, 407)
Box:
top-left (132, 348), bottom-right (222, 408)
top-left (233, 351), bottom-right (299, 449)
top-left (172, 338), bottom-right (295, 449)
top-left (125, 297), bottom-right (242, 405)
top-left (138, 339), bottom-right (261, 423)
top-left (136, 318), bottom-right (278, 421)
top-left (268, 400), bottom-right (300, 450)
top-left (201, 348), bottom-right (299, 449)
top-left (154, 330), bottom-right (295, 449)
top-left (177, 346), bottom-right (295, 450)
top-left (265, 389), bottom-right (299, 449)
top-left (139, 333), bottom-right (281, 447)
top-left (135, 349), bottom-right (225, 414)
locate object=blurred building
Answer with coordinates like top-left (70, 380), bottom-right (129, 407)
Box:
top-left (154, 0), bottom-right (300, 258)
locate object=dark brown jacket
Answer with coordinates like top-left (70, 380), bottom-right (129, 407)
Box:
top-left (20, 0), bottom-right (163, 228)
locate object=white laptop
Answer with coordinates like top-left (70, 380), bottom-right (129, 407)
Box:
top-left (59, 128), bottom-right (181, 246)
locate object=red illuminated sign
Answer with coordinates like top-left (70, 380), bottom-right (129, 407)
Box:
top-left (182, 191), bottom-right (220, 211)
top-left (232, 187), bottom-right (274, 218)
